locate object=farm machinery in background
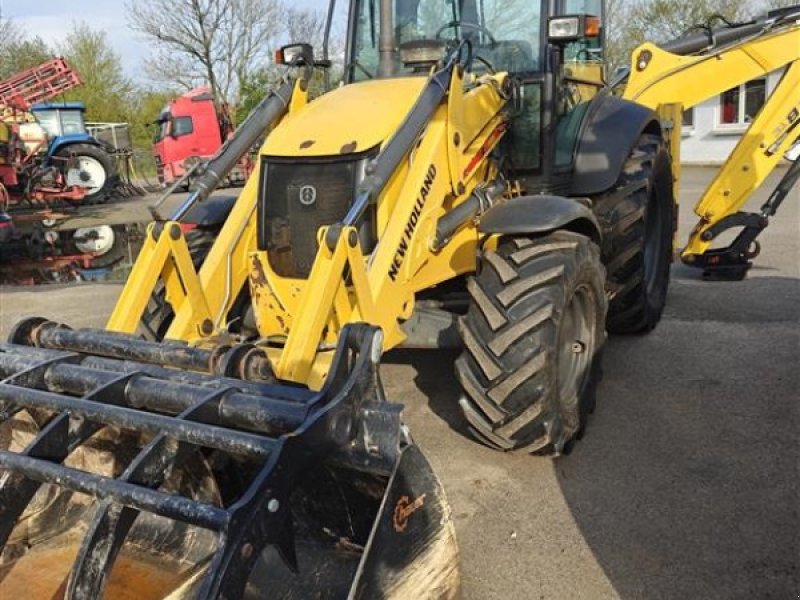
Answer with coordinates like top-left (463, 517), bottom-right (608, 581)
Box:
top-left (0, 58), bottom-right (118, 206)
top-left (0, 58), bottom-right (141, 284)
top-left (153, 86), bottom-right (254, 189)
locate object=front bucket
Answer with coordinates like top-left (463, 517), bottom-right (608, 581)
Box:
top-left (164, 442), bottom-right (460, 600)
top-left (0, 320), bottom-right (459, 599)
top-left (349, 443), bottom-right (460, 599)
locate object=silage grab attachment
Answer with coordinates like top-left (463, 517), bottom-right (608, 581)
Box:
top-left (0, 319), bottom-right (458, 599)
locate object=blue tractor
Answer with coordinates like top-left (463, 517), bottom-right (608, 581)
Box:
top-left (30, 102), bottom-right (116, 202)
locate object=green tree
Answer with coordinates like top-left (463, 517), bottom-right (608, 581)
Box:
top-left (606, 0), bottom-right (752, 71)
top-left (127, 88), bottom-right (176, 152)
top-left (235, 68), bottom-right (283, 125)
top-left (0, 36), bottom-right (53, 80)
top-left (763, 0), bottom-right (799, 9)
top-left (58, 22), bottom-right (135, 125)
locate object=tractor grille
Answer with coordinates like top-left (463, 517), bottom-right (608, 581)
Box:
top-left (259, 158), bottom-right (359, 278)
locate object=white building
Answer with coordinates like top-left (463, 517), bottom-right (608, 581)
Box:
top-left (680, 70), bottom-right (791, 164)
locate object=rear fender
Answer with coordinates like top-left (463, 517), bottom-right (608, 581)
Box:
top-left (45, 134), bottom-right (98, 160)
top-left (570, 95), bottom-right (662, 196)
top-left (479, 195), bottom-right (602, 245)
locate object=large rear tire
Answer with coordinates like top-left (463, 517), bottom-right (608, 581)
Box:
top-left (56, 143), bottom-right (116, 204)
top-left (455, 231), bottom-right (607, 454)
top-left (592, 133), bottom-right (674, 333)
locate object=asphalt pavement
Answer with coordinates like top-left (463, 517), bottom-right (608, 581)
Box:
top-left (0, 166), bottom-right (797, 599)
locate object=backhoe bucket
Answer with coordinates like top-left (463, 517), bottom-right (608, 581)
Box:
top-left (0, 319), bottom-right (458, 599)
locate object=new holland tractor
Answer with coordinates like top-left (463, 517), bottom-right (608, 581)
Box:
top-left (0, 1), bottom-right (797, 598)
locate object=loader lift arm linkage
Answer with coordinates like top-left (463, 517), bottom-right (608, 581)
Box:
top-left (110, 40), bottom-right (510, 389)
top-left (622, 5), bottom-right (800, 279)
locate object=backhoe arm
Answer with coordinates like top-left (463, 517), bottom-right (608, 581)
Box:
top-left (623, 8), bottom-right (800, 277)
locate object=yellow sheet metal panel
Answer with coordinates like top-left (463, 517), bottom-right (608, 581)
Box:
top-left (262, 78), bottom-right (428, 157)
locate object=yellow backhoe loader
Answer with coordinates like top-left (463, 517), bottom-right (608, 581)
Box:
top-left (0, 1), bottom-right (797, 598)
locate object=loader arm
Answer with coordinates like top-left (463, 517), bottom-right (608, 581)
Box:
top-left (622, 7), bottom-right (800, 276)
top-left (106, 77), bottom-right (301, 338)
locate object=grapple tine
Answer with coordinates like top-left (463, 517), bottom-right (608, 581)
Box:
top-left (66, 386), bottom-right (235, 599)
top-left (0, 451), bottom-right (231, 529)
top-left (0, 348), bottom-right (312, 435)
top-left (0, 383), bottom-right (278, 459)
top-left (0, 349), bottom-right (84, 417)
top-left (0, 368), bottom-right (139, 550)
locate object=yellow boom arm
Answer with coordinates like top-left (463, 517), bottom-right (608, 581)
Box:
top-left (623, 14), bottom-right (800, 266)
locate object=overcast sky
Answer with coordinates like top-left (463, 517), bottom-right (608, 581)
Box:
top-left (1, 0), bottom-right (324, 82)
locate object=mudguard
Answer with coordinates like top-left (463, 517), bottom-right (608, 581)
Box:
top-left (479, 195), bottom-right (602, 244)
top-left (570, 95), bottom-right (662, 196)
top-left (45, 133), bottom-right (101, 160)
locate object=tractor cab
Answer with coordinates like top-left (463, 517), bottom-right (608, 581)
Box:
top-left (13, 102), bottom-right (90, 159)
top-left (30, 101), bottom-right (89, 139)
top-left (345, 0), bottom-right (606, 184)
top-left (29, 101), bottom-right (99, 160)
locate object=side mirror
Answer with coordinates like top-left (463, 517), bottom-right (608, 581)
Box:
top-left (548, 14), bottom-right (601, 44)
top-left (275, 43), bottom-right (315, 67)
top-left (275, 43), bottom-right (332, 69)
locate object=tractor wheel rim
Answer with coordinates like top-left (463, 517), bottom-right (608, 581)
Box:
top-left (66, 156), bottom-right (107, 195)
top-left (73, 225), bottom-right (115, 256)
top-left (556, 283), bottom-right (596, 413)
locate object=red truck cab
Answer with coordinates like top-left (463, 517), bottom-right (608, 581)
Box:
top-left (152, 87), bottom-right (225, 185)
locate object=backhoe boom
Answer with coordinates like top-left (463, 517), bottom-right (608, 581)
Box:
top-left (623, 7), bottom-right (800, 278)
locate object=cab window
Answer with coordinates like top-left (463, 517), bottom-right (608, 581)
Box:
top-left (60, 111), bottom-right (86, 135)
top-left (350, 0), bottom-right (543, 80)
top-left (172, 116), bottom-right (194, 137)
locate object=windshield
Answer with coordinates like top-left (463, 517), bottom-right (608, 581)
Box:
top-left (59, 110), bottom-right (86, 135)
top-left (33, 109), bottom-right (86, 137)
top-left (153, 108), bottom-right (170, 143)
top-left (34, 110), bottom-right (61, 137)
top-left (349, 0), bottom-right (542, 80)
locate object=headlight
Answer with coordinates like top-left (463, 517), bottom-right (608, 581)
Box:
top-left (548, 15), bottom-right (601, 43)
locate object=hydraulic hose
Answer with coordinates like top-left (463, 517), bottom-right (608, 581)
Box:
top-left (166, 79), bottom-right (295, 222)
top-left (433, 180), bottom-right (506, 250)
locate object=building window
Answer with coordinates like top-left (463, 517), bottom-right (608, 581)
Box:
top-left (718, 79), bottom-right (766, 128)
top-left (682, 108), bottom-right (695, 134)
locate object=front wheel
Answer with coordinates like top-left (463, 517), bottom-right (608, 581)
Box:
top-left (456, 231), bottom-right (607, 454)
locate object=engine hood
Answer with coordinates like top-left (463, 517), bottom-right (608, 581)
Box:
top-left (262, 77), bottom-right (428, 158)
